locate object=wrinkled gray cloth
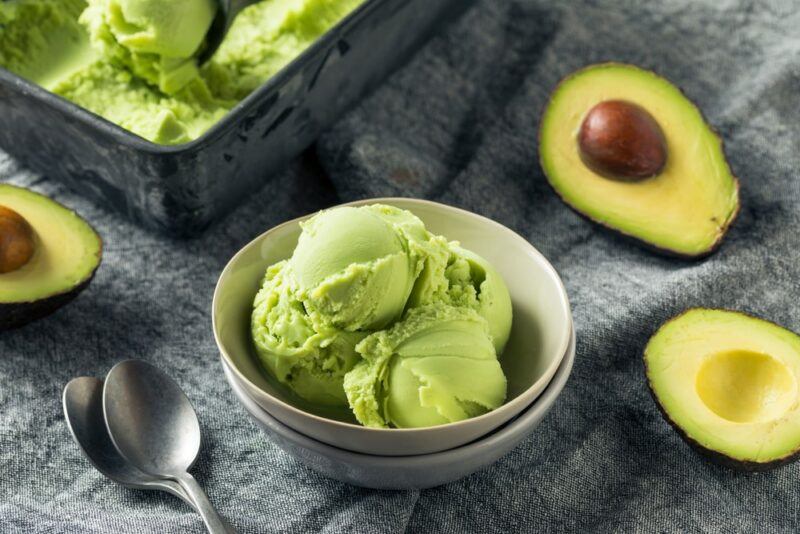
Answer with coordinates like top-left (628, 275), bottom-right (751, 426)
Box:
top-left (2, 0), bottom-right (799, 532)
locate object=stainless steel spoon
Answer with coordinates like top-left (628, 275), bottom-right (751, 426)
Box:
top-left (198, 0), bottom-right (261, 64)
top-left (103, 360), bottom-right (233, 534)
top-left (63, 376), bottom-right (195, 509)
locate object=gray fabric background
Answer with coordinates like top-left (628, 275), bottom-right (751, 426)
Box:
top-left (2, 0), bottom-right (799, 531)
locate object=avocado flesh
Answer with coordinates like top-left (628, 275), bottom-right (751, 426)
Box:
top-left (645, 309), bottom-right (800, 468)
top-left (0, 185), bottom-right (101, 327)
top-left (539, 63), bottom-right (740, 257)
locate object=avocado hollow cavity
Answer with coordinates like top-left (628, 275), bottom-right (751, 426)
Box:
top-left (695, 350), bottom-right (796, 424)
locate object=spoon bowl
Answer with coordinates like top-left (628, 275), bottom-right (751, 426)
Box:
top-left (103, 360), bottom-right (201, 475)
top-left (103, 360), bottom-right (232, 533)
top-left (62, 376), bottom-right (194, 508)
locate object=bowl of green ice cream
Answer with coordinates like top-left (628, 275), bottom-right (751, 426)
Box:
top-left (222, 328), bottom-right (575, 489)
top-left (212, 198), bottom-right (572, 456)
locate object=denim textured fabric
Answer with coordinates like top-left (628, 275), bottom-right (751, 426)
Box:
top-left (2, 1), bottom-right (799, 532)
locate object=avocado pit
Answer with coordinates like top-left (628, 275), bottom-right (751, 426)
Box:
top-left (0, 205), bottom-right (35, 274)
top-left (578, 100), bottom-right (667, 180)
top-left (0, 184), bottom-right (102, 331)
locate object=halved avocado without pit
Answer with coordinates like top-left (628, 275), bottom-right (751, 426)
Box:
top-left (645, 308), bottom-right (800, 470)
top-left (0, 184), bottom-right (102, 330)
top-left (539, 63), bottom-right (740, 258)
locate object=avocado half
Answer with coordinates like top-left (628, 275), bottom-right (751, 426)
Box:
top-left (539, 63), bottom-right (740, 258)
top-left (0, 185), bottom-right (102, 330)
top-left (645, 308), bottom-right (800, 470)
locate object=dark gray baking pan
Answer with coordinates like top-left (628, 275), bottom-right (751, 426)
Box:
top-left (0, 0), bottom-right (469, 236)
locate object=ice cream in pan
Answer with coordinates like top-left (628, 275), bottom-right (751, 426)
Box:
top-left (0, 0), bottom-right (363, 144)
top-left (251, 204), bottom-right (513, 428)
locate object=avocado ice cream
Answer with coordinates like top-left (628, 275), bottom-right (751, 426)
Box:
top-left (0, 0), bottom-right (363, 144)
top-left (251, 260), bottom-right (365, 406)
top-left (290, 206), bottom-right (421, 332)
top-left (344, 306), bottom-right (507, 429)
top-left (251, 204), bottom-right (514, 428)
top-left (81, 0), bottom-right (218, 94)
top-left (432, 244), bottom-right (513, 354)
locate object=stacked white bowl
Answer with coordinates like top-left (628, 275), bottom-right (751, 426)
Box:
top-left (213, 198), bottom-right (574, 489)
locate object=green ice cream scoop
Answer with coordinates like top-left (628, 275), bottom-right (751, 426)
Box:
top-left (251, 260), bottom-right (364, 407)
top-left (82, 0), bottom-right (216, 93)
top-left (290, 205), bottom-right (424, 332)
top-left (344, 305), bottom-right (507, 429)
top-left (103, 0), bottom-right (216, 57)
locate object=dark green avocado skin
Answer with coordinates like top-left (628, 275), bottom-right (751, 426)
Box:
top-left (551, 184), bottom-right (740, 261)
top-left (646, 373), bottom-right (799, 472)
top-left (0, 270), bottom-right (97, 330)
top-left (644, 308), bottom-right (800, 471)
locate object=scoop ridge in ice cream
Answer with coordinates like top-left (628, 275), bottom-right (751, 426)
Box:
top-left (81, 0), bottom-right (217, 94)
top-left (250, 204), bottom-right (513, 427)
top-left (100, 0), bottom-right (215, 58)
top-left (441, 245), bottom-right (513, 353)
top-left (344, 305), bottom-right (508, 429)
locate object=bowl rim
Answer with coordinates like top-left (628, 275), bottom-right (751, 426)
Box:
top-left (212, 197), bottom-right (572, 434)
top-left (223, 323), bottom-right (576, 463)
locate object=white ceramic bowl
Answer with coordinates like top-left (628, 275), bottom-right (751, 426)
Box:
top-left (213, 198), bottom-right (572, 455)
top-left (223, 325), bottom-right (576, 489)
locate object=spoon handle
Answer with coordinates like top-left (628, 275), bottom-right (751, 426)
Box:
top-left (175, 472), bottom-right (235, 534)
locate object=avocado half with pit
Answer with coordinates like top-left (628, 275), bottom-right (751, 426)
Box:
top-left (0, 184), bottom-right (102, 330)
top-left (539, 63), bottom-right (740, 258)
top-left (645, 308), bottom-right (800, 470)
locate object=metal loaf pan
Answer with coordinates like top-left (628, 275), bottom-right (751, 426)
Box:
top-left (0, 0), bottom-right (468, 235)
